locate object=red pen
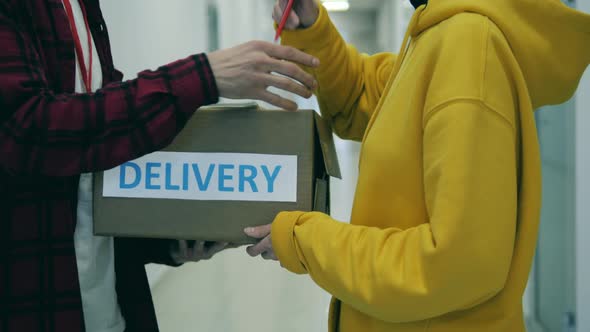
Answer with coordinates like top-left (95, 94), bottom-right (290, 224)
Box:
top-left (274, 0), bottom-right (295, 42)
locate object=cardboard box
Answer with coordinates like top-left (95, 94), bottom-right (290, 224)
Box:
top-left (93, 104), bottom-right (341, 244)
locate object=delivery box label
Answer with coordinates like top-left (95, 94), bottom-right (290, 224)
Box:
top-left (102, 152), bottom-right (298, 202)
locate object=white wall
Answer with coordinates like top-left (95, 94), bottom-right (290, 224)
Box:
top-left (100, 0), bottom-right (209, 80)
top-left (575, 78), bottom-right (589, 328)
top-left (215, 0), bottom-right (275, 48)
top-left (330, 10), bottom-right (379, 54)
top-left (377, 0), bottom-right (395, 51)
top-left (576, 1), bottom-right (590, 331)
top-left (377, 0), bottom-right (414, 53)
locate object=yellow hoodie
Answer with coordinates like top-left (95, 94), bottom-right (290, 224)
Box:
top-left (271, 1), bottom-right (590, 331)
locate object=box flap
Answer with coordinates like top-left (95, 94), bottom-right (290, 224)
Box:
top-left (313, 112), bottom-right (342, 179)
top-left (313, 177), bottom-right (329, 213)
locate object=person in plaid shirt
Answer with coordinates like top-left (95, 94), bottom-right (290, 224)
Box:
top-left (0, 0), bottom-right (320, 331)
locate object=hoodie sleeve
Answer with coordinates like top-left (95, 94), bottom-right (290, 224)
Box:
top-left (280, 5), bottom-right (396, 141)
top-left (271, 100), bottom-right (518, 323)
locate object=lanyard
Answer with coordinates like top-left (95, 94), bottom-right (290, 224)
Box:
top-left (63, 0), bottom-right (93, 93)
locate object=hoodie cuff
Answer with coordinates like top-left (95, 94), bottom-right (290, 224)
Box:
top-left (280, 5), bottom-right (336, 50)
top-left (271, 211), bottom-right (308, 274)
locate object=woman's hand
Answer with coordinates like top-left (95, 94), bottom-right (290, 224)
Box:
top-left (244, 224), bottom-right (278, 261)
top-left (273, 0), bottom-right (320, 29)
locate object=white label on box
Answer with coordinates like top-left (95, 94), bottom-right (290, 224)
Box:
top-left (102, 152), bottom-right (298, 202)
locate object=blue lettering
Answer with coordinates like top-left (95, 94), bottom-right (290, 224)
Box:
top-left (119, 162), bottom-right (141, 189)
top-left (145, 162), bottom-right (161, 190)
top-left (261, 165), bottom-right (282, 193)
top-left (218, 164), bottom-right (235, 192)
top-left (239, 165), bottom-right (258, 193)
top-left (192, 163), bottom-right (215, 191)
top-left (165, 163), bottom-right (180, 191)
top-left (182, 163), bottom-right (189, 191)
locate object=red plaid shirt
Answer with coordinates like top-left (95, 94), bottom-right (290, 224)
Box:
top-left (0, 0), bottom-right (219, 331)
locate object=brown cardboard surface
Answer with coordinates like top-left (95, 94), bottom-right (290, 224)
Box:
top-left (94, 107), bottom-right (339, 244)
top-left (313, 112), bottom-right (342, 179)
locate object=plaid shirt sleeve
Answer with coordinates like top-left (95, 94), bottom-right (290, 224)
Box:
top-left (0, 9), bottom-right (219, 177)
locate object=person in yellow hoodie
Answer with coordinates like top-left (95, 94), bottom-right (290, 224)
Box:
top-left (244, 0), bottom-right (590, 331)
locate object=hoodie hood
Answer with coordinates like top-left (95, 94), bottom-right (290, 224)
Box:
top-left (411, 0), bottom-right (590, 108)
top-left (410, 0), bottom-right (428, 9)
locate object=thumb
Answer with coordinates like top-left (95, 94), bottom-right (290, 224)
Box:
top-left (285, 9), bottom-right (301, 30)
top-left (244, 224), bottom-right (272, 239)
top-left (274, 2), bottom-right (301, 30)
